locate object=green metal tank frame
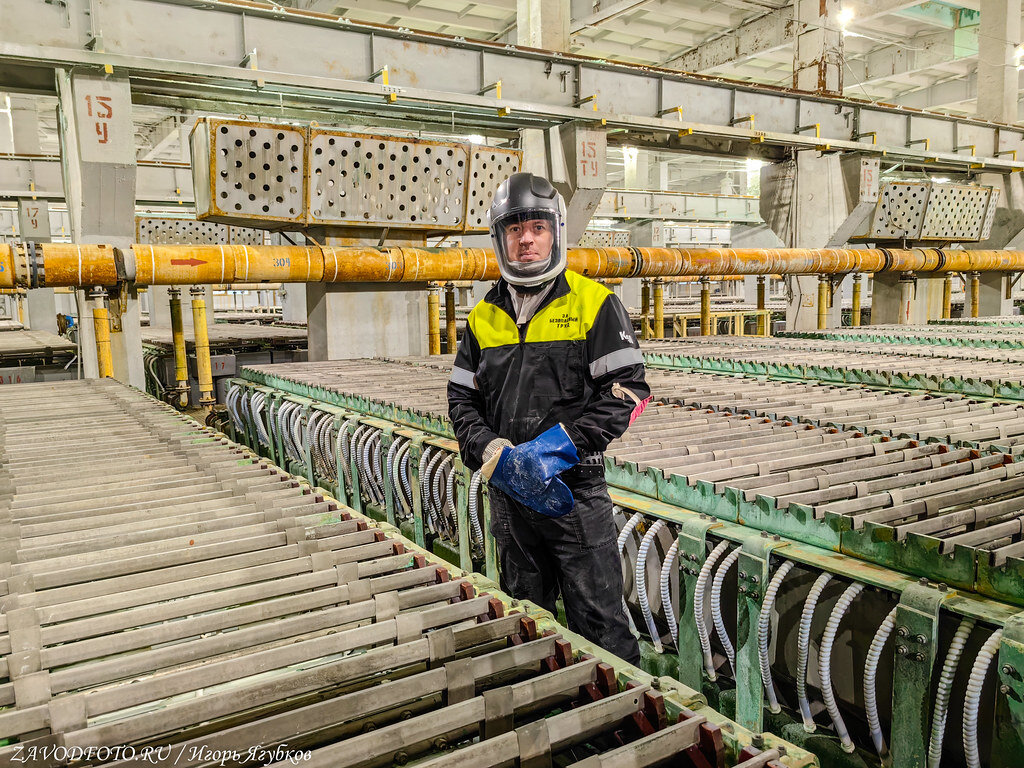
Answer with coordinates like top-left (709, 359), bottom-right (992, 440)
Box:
top-left (641, 348), bottom-right (1024, 402)
top-left (227, 371), bottom-right (1024, 768)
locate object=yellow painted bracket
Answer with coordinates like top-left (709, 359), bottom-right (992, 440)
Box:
top-left (574, 94), bottom-right (599, 111)
top-left (478, 80), bottom-right (502, 99)
top-left (368, 65), bottom-right (397, 103)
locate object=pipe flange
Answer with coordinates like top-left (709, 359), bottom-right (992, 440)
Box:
top-left (25, 242), bottom-right (42, 289)
top-left (626, 247), bottom-right (644, 279)
top-left (879, 248), bottom-right (895, 273)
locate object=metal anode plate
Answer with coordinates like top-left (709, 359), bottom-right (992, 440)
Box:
top-left (308, 131), bottom-right (468, 229)
top-left (137, 217), bottom-right (267, 246)
top-left (209, 121), bottom-right (305, 223)
top-left (465, 147), bottom-right (523, 231)
top-left (980, 187), bottom-right (1001, 241)
top-left (228, 227), bottom-right (267, 246)
top-left (871, 182), bottom-right (929, 239)
top-left (920, 184), bottom-right (990, 241)
top-left (578, 229), bottom-right (630, 247)
top-left (137, 218), bottom-right (229, 244)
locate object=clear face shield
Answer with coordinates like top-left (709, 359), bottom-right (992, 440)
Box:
top-left (492, 210), bottom-right (562, 285)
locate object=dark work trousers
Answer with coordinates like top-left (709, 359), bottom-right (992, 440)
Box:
top-left (488, 466), bottom-right (640, 666)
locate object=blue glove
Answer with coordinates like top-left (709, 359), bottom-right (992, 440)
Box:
top-left (488, 424), bottom-right (579, 517)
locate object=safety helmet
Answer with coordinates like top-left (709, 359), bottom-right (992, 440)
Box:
top-left (487, 173), bottom-right (567, 288)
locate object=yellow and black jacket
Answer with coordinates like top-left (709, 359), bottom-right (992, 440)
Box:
top-left (447, 270), bottom-right (650, 472)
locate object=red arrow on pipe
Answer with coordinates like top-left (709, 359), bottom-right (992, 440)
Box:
top-left (170, 258), bottom-right (208, 267)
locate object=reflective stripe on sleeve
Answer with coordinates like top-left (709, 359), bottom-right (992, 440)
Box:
top-left (589, 346), bottom-right (644, 378)
top-left (450, 365), bottom-right (478, 390)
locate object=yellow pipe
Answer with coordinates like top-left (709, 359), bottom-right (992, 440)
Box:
top-left (817, 276), bottom-right (828, 330)
top-left (190, 288), bottom-right (215, 409)
top-left (942, 275), bottom-right (952, 319)
top-left (755, 276), bottom-right (767, 336)
top-left (92, 300), bottom-right (113, 379)
top-left (640, 279), bottom-right (651, 340)
top-left (970, 272), bottom-right (980, 318)
top-left (653, 278), bottom-right (665, 339)
top-left (17, 296), bottom-right (24, 324)
top-left (851, 275), bottom-right (862, 327)
top-left (427, 284), bottom-right (441, 355)
top-left (700, 280), bottom-right (711, 336)
top-left (18, 243), bottom-right (1024, 289)
top-left (444, 282), bottom-right (457, 354)
top-left (169, 288), bottom-right (189, 408)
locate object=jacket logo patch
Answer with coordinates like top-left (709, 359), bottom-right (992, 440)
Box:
top-left (619, 330), bottom-right (634, 343)
top-left (549, 312), bottom-right (579, 329)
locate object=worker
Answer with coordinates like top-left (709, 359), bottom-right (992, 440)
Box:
top-left (447, 172), bottom-right (650, 665)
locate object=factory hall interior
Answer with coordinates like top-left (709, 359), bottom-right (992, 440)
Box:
top-left (13, 2), bottom-right (1024, 768)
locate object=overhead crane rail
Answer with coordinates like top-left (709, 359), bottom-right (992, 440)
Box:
top-left (227, 356), bottom-right (1024, 766)
top-left (7, 242), bottom-right (1024, 289)
top-left (0, 378), bottom-right (797, 768)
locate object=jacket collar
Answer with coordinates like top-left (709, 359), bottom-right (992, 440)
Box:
top-left (485, 271), bottom-right (570, 322)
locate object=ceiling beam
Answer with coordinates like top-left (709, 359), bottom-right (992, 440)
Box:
top-left (665, 7), bottom-right (792, 72)
top-left (845, 23), bottom-right (978, 88)
top-left (571, 0), bottom-right (654, 33)
top-left (667, 0), bottom-right (933, 74)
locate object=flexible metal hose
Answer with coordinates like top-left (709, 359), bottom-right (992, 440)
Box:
top-left (711, 547), bottom-right (741, 672)
top-left (255, 393), bottom-right (272, 447)
top-left (369, 431), bottom-right (386, 503)
top-left (274, 401), bottom-right (291, 457)
top-left (444, 457), bottom-right (458, 538)
top-left (468, 470), bottom-right (484, 552)
top-left (292, 407), bottom-right (307, 463)
top-left (864, 605), bottom-right (898, 758)
top-left (396, 441), bottom-right (413, 514)
top-left (636, 520), bottom-right (666, 653)
top-left (929, 616), bottom-right (975, 768)
top-left (819, 581), bottom-right (865, 752)
top-left (335, 421), bottom-right (351, 488)
top-left (418, 445), bottom-right (434, 516)
top-left (963, 627), bottom-right (1003, 768)
top-left (351, 424), bottom-right (371, 498)
top-left (758, 559), bottom-right (795, 714)
top-left (616, 511), bottom-right (644, 638)
top-left (660, 539), bottom-right (680, 647)
top-left (386, 437), bottom-right (402, 512)
top-left (432, 453), bottom-right (454, 535)
top-left (797, 571), bottom-right (833, 732)
top-left (422, 449), bottom-right (447, 533)
top-left (695, 540), bottom-right (731, 682)
top-left (359, 428), bottom-right (381, 503)
top-left (319, 417), bottom-right (337, 480)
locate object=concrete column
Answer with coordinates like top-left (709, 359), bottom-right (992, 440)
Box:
top-left (56, 70), bottom-right (144, 387)
top-left (978, 271), bottom-right (1013, 315)
top-left (281, 284), bottom-right (308, 324)
top-left (977, 0), bottom-right (1021, 123)
top-left (760, 154), bottom-right (852, 329)
top-left (306, 282), bottom-right (428, 360)
top-left (10, 96), bottom-right (41, 154)
top-left (13, 100), bottom-right (58, 335)
top-left (870, 274), bottom-right (946, 324)
top-left (742, 276), bottom-right (758, 304)
top-left (17, 200), bottom-right (59, 333)
top-left (657, 161), bottom-right (670, 190)
top-left (623, 147), bottom-right (648, 189)
top-left (517, 0), bottom-right (569, 50)
top-left (793, 0), bottom-right (843, 94)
